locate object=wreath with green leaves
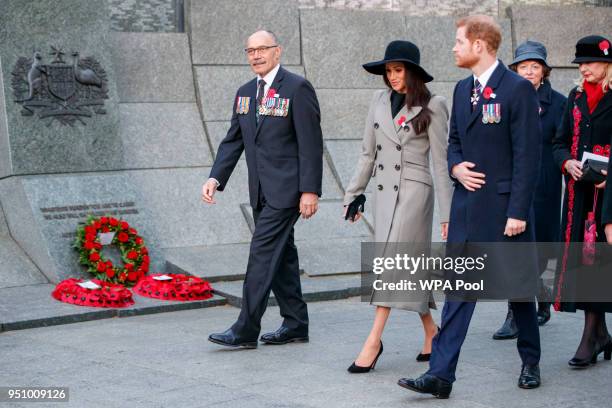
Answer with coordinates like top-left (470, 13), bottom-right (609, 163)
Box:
top-left (74, 216), bottom-right (149, 286)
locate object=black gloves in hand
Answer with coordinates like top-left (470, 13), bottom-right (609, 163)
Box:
top-left (345, 194), bottom-right (366, 221)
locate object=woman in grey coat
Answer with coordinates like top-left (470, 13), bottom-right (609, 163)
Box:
top-left (344, 41), bottom-right (452, 373)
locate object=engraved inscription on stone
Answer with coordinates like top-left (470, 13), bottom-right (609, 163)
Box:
top-left (11, 46), bottom-right (109, 126)
top-left (38, 201), bottom-right (140, 239)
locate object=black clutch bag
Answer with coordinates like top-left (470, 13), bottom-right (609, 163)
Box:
top-left (345, 194), bottom-right (366, 222)
top-left (580, 159), bottom-right (607, 184)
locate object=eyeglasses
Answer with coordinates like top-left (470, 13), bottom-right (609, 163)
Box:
top-left (244, 45), bottom-right (278, 56)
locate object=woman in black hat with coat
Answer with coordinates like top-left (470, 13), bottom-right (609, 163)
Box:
top-left (343, 40), bottom-right (452, 372)
top-left (492, 40), bottom-right (567, 340)
top-left (552, 35), bottom-right (612, 368)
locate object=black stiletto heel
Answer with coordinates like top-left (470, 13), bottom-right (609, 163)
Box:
top-left (348, 341), bottom-right (383, 373)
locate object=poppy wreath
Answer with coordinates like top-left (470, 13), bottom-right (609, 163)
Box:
top-left (52, 278), bottom-right (134, 308)
top-left (133, 274), bottom-right (214, 301)
top-left (74, 215), bottom-right (149, 286)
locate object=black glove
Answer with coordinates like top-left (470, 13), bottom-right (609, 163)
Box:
top-left (345, 194), bottom-right (366, 221)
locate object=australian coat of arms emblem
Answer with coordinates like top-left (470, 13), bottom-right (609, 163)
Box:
top-left (11, 46), bottom-right (109, 126)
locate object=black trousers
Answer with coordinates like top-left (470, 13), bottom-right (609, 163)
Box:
top-left (231, 195), bottom-right (308, 339)
top-left (427, 300), bottom-right (541, 383)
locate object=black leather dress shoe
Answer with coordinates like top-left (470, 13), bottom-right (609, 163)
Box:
top-left (518, 364), bottom-right (541, 389)
top-left (208, 329), bottom-right (257, 349)
top-left (397, 374), bottom-right (452, 399)
top-left (537, 304), bottom-right (551, 326)
top-left (537, 284), bottom-right (552, 326)
top-left (493, 307), bottom-right (519, 340)
top-left (260, 326), bottom-right (309, 345)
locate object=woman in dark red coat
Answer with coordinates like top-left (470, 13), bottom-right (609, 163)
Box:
top-left (552, 35), bottom-right (612, 368)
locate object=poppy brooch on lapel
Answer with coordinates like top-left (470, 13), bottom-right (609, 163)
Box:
top-left (482, 87), bottom-right (496, 100)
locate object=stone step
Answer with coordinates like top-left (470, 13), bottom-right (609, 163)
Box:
top-left (212, 274), bottom-right (366, 308)
top-left (0, 284), bottom-right (226, 333)
top-left (164, 235), bottom-right (368, 282)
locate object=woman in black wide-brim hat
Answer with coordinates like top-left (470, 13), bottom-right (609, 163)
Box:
top-left (552, 35), bottom-right (612, 368)
top-left (342, 40), bottom-right (452, 373)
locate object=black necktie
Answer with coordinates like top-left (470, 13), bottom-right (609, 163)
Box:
top-left (471, 79), bottom-right (482, 112)
top-left (256, 79), bottom-right (266, 123)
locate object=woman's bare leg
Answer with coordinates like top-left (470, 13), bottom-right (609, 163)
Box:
top-left (420, 312), bottom-right (438, 355)
top-left (354, 306), bottom-right (390, 366)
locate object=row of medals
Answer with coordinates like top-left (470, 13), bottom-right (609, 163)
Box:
top-left (259, 97), bottom-right (289, 117)
top-left (482, 103), bottom-right (501, 124)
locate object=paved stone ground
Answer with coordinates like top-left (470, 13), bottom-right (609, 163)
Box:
top-left (1, 298), bottom-right (611, 407)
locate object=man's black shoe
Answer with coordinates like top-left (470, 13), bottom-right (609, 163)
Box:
top-left (397, 374), bottom-right (452, 399)
top-left (493, 307), bottom-right (519, 340)
top-left (260, 326), bottom-right (309, 345)
top-left (208, 329), bottom-right (257, 349)
top-left (518, 364), bottom-right (541, 389)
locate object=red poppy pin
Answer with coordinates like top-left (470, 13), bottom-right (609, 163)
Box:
top-left (482, 86), bottom-right (496, 100)
top-left (599, 40), bottom-right (609, 56)
top-left (397, 115), bottom-right (409, 130)
top-left (267, 88), bottom-right (277, 98)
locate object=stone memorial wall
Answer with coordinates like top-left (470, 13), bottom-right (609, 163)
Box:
top-left (0, 0), bottom-right (610, 288)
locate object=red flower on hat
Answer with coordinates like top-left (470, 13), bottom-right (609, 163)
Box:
top-left (599, 40), bottom-right (609, 55)
top-left (483, 87), bottom-right (494, 99)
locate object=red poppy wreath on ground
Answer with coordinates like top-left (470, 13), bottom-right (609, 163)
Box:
top-left (133, 274), bottom-right (214, 301)
top-left (74, 216), bottom-right (149, 286)
top-left (52, 278), bottom-right (135, 308)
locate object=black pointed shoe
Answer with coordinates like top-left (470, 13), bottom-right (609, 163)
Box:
top-left (348, 341), bottom-right (383, 373)
top-left (259, 326), bottom-right (309, 345)
top-left (416, 352), bottom-right (430, 362)
top-left (416, 326), bottom-right (440, 362)
top-left (518, 364), bottom-right (541, 389)
top-left (398, 374), bottom-right (452, 399)
top-left (493, 307), bottom-right (519, 340)
top-left (208, 329), bottom-right (257, 349)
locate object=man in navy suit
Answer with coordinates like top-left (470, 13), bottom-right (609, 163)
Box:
top-left (202, 30), bottom-right (323, 348)
top-left (398, 15), bottom-right (542, 398)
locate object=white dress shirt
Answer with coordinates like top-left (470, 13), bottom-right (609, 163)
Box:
top-left (473, 59), bottom-right (499, 88)
top-left (257, 64), bottom-right (281, 98)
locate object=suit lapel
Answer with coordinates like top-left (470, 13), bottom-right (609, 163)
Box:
top-left (379, 90), bottom-right (400, 144)
top-left (537, 81), bottom-right (552, 116)
top-left (246, 79), bottom-right (257, 137)
top-left (575, 90), bottom-right (590, 120)
top-left (466, 63), bottom-right (507, 129)
top-left (255, 66), bottom-right (285, 138)
top-left (459, 77), bottom-right (473, 130)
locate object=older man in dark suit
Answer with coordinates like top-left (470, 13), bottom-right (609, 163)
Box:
top-left (398, 15), bottom-right (542, 398)
top-left (202, 30), bottom-right (323, 348)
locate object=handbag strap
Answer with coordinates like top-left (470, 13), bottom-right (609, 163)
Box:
top-left (593, 188), bottom-right (599, 213)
